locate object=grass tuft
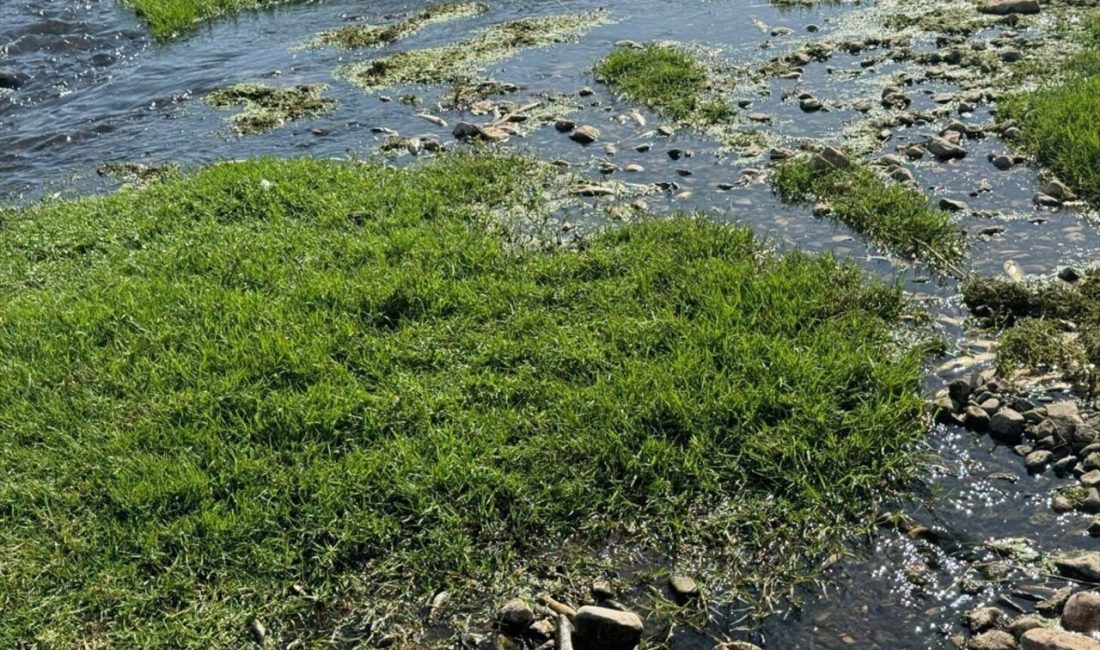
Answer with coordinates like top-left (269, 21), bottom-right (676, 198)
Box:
top-left (771, 156), bottom-right (964, 266)
top-left (999, 11), bottom-right (1100, 204)
top-left (0, 153), bottom-right (924, 646)
top-left (125, 0), bottom-right (292, 39)
top-left (594, 45), bottom-right (713, 122)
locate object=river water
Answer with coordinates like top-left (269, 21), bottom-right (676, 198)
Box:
top-left (3, 0), bottom-right (1100, 648)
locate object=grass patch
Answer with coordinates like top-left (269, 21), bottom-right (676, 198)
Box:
top-left (125, 0), bottom-right (291, 40)
top-left (964, 276), bottom-right (1100, 387)
top-left (595, 45), bottom-right (711, 122)
top-left (997, 318), bottom-right (1085, 375)
top-left (999, 12), bottom-right (1100, 204)
top-left (771, 155), bottom-right (964, 267)
top-left (337, 12), bottom-right (606, 93)
top-left (304, 2), bottom-right (487, 50)
top-left (205, 83), bottom-right (336, 134)
top-left (0, 152), bottom-right (925, 646)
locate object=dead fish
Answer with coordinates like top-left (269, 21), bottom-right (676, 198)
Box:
top-left (1003, 260), bottom-right (1026, 283)
top-left (416, 113), bottom-right (447, 127)
top-left (571, 183), bottom-right (616, 197)
top-left (752, 18), bottom-right (769, 33)
top-left (934, 352), bottom-right (996, 374)
top-left (630, 109), bottom-right (646, 127)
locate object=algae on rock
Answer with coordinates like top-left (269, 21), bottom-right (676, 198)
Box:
top-left (304, 2), bottom-right (487, 50)
top-left (336, 12), bottom-right (608, 92)
top-left (205, 83), bottom-right (337, 134)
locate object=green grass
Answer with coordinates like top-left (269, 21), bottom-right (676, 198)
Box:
top-left (771, 156), bottom-right (964, 267)
top-left (125, 0), bottom-right (292, 39)
top-left (997, 318), bottom-right (1084, 375)
top-left (999, 12), bottom-right (1100, 204)
top-left (594, 45), bottom-right (712, 122)
top-left (0, 153), bottom-right (925, 647)
top-left (964, 276), bottom-right (1100, 388)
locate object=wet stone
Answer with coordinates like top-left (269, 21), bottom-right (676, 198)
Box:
top-left (1008, 615), bottom-right (1044, 638)
top-left (1021, 628), bottom-right (1100, 650)
top-left (570, 125), bottom-right (600, 144)
top-left (968, 606), bottom-right (1006, 633)
top-left (554, 119), bottom-right (575, 133)
top-left (939, 198), bottom-right (968, 212)
top-left (1054, 553), bottom-right (1100, 582)
top-left (966, 405), bottom-right (991, 430)
top-left (1037, 588), bottom-right (1074, 617)
top-left (979, 0), bottom-right (1041, 15)
top-left (1063, 591), bottom-right (1100, 636)
top-left (971, 630), bottom-right (1018, 650)
top-left (1081, 488), bottom-right (1100, 513)
top-left (991, 409), bottom-right (1026, 443)
top-left (497, 598), bottom-right (535, 632)
top-left (573, 606), bottom-right (643, 650)
top-left (1025, 450), bottom-right (1053, 472)
top-left (668, 574), bottom-right (699, 599)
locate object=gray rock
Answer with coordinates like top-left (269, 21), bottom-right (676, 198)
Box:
top-left (669, 574), bottom-right (699, 598)
top-left (1082, 488), bottom-right (1100, 513)
top-left (971, 630), bottom-right (1019, 650)
top-left (967, 405), bottom-right (992, 430)
top-left (452, 122), bottom-right (482, 139)
top-left (927, 136), bottom-right (968, 160)
top-left (969, 606), bottom-right (1007, 632)
top-left (1038, 587), bottom-right (1075, 617)
top-left (940, 198), bottom-right (968, 212)
top-left (992, 155), bottom-right (1015, 170)
top-left (715, 643), bottom-right (764, 650)
top-left (1059, 267), bottom-right (1083, 282)
top-left (1063, 591), bottom-right (1100, 636)
top-left (497, 598), bottom-right (535, 631)
top-left (813, 146), bottom-right (851, 170)
top-left (1045, 180), bottom-right (1076, 201)
top-left (1025, 450), bottom-right (1054, 472)
top-left (573, 606), bottom-right (644, 650)
top-left (1089, 517), bottom-right (1100, 537)
top-left (991, 409), bottom-right (1026, 443)
top-left (1054, 552), bottom-right (1100, 582)
top-left (0, 71), bottom-right (28, 90)
top-left (800, 96), bottom-right (824, 112)
top-left (570, 126), bottom-right (600, 144)
top-left (979, 0), bottom-right (1041, 15)
top-left (1008, 615), bottom-right (1044, 639)
top-left (1082, 470), bottom-right (1100, 487)
top-left (1021, 628), bottom-right (1100, 650)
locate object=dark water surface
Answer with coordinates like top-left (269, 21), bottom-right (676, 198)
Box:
top-left (4, 0), bottom-right (1100, 648)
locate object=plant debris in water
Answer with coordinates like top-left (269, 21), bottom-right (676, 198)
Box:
top-left (304, 2), bottom-right (487, 50)
top-left (0, 151), bottom-right (925, 646)
top-left (771, 153), bottom-right (965, 267)
top-left (205, 82), bottom-right (337, 134)
top-left (336, 12), bottom-right (608, 92)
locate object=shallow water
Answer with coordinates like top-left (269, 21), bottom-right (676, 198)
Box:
top-left (4, 0), bottom-right (1100, 648)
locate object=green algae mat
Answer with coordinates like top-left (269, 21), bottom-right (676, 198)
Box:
top-left (0, 153), bottom-right (924, 647)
